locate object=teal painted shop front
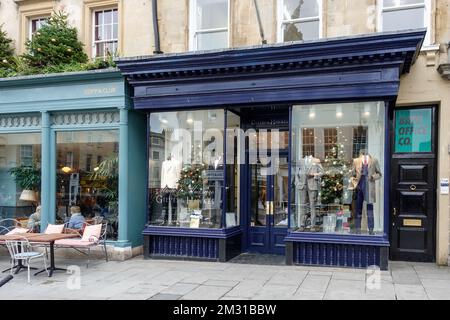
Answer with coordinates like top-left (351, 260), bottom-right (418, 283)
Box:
top-left (0, 69), bottom-right (147, 253)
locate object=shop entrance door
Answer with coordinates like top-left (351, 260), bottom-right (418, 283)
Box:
top-left (390, 106), bottom-right (437, 262)
top-left (246, 132), bottom-right (289, 255)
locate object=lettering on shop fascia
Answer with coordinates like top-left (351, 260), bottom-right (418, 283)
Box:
top-left (51, 111), bottom-right (120, 126)
top-left (0, 113), bottom-right (41, 129)
top-left (250, 119), bottom-right (289, 127)
top-left (84, 87), bottom-right (117, 95)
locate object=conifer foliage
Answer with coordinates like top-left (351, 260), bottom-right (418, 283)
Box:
top-left (24, 11), bottom-right (87, 68)
top-left (0, 25), bottom-right (14, 71)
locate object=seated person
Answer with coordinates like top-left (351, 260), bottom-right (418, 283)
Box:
top-left (67, 206), bottom-right (86, 229)
top-left (27, 205), bottom-right (41, 231)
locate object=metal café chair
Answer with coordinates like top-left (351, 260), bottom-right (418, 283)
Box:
top-left (5, 237), bottom-right (49, 283)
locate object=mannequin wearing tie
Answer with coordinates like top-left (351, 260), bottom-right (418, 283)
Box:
top-left (160, 154), bottom-right (182, 225)
top-left (351, 149), bottom-right (382, 235)
top-left (295, 155), bottom-right (324, 231)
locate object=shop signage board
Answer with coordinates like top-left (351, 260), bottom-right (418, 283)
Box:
top-left (395, 108), bottom-right (432, 153)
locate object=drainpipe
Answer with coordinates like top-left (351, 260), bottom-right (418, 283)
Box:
top-left (253, 0), bottom-right (267, 45)
top-left (152, 0), bottom-right (163, 54)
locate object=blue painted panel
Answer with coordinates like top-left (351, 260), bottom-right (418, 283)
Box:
top-left (0, 71), bottom-right (126, 114)
top-left (149, 235), bottom-right (219, 259)
top-left (293, 242), bottom-right (384, 268)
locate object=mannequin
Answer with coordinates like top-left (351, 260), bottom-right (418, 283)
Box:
top-left (160, 154), bottom-right (182, 225)
top-left (295, 155), bottom-right (324, 231)
top-left (351, 149), bottom-right (382, 235)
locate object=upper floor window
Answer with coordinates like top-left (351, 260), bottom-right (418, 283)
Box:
top-left (278, 0), bottom-right (322, 42)
top-left (380, 0), bottom-right (430, 44)
top-left (93, 8), bottom-right (118, 58)
top-left (29, 17), bottom-right (48, 39)
top-left (190, 0), bottom-right (229, 51)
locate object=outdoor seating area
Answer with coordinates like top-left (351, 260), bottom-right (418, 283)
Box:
top-left (0, 218), bottom-right (109, 283)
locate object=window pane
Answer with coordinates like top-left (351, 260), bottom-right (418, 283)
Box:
top-left (112, 9), bottom-right (118, 24)
top-left (95, 26), bottom-right (103, 41)
top-left (0, 133), bottom-right (41, 224)
top-left (148, 110), bottom-right (225, 229)
top-left (104, 10), bottom-right (112, 25)
top-left (384, 0), bottom-right (424, 7)
top-left (112, 23), bottom-right (118, 39)
top-left (283, 20), bottom-right (319, 41)
top-left (382, 7), bottom-right (425, 31)
top-left (225, 111), bottom-right (240, 228)
top-left (282, 0), bottom-right (319, 20)
top-left (196, 0), bottom-right (228, 30)
top-left (56, 130), bottom-right (119, 240)
top-left (196, 31), bottom-right (228, 50)
top-left (104, 24), bottom-right (112, 40)
top-left (291, 102), bottom-right (385, 236)
top-left (394, 108), bottom-right (432, 153)
top-left (95, 11), bottom-right (103, 26)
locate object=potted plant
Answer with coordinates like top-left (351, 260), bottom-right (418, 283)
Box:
top-left (9, 163), bottom-right (41, 202)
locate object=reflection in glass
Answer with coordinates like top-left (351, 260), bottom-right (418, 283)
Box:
top-left (148, 110), bottom-right (225, 229)
top-left (291, 102), bottom-right (385, 236)
top-left (0, 133), bottom-right (41, 221)
top-left (56, 130), bottom-right (119, 240)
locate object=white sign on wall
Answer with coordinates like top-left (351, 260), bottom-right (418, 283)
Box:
top-left (440, 178), bottom-right (449, 195)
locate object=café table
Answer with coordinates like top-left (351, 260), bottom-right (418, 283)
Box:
top-left (29, 233), bottom-right (80, 277)
top-left (0, 233), bottom-right (42, 274)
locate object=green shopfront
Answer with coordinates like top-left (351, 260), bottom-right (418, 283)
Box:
top-left (117, 30), bottom-right (431, 270)
top-left (0, 70), bottom-right (148, 257)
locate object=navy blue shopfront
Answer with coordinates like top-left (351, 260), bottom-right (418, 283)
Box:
top-left (117, 29), bottom-right (426, 270)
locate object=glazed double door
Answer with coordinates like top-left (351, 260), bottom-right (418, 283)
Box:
top-left (247, 155), bottom-right (289, 255)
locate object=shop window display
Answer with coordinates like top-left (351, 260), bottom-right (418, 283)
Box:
top-left (56, 130), bottom-right (119, 240)
top-left (0, 133), bottom-right (41, 221)
top-left (291, 102), bottom-right (385, 235)
top-left (149, 110), bottom-right (226, 229)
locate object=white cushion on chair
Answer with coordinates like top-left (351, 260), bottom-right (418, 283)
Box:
top-left (45, 224), bottom-right (64, 234)
top-left (81, 224), bottom-right (102, 242)
top-left (14, 252), bottom-right (41, 259)
top-left (6, 227), bottom-right (29, 235)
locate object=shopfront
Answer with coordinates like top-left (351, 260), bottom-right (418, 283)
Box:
top-left (117, 29), bottom-right (426, 269)
top-left (0, 70), bottom-right (147, 258)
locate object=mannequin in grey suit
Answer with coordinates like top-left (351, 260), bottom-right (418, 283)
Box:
top-left (295, 155), bottom-right (324, 231)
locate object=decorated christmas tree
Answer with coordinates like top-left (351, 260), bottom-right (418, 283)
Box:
top-left (23, 11), bottom-right (87, 68)
top-left (0, 25), bottom-right (14, 73)
top-left (176, 164), bottom-right (206, 201)
top-left (321, 143), bottom-right (349, 204)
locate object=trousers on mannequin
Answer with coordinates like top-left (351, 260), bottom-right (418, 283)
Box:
top-left (160, 190), bottom-right (177, 225)
top-left (299, 188), bottom-right (318, 229)
top-left (354, 163), bottom-right (374, 233)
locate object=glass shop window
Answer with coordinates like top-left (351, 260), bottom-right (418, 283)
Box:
top-left (149, 110), bottom-right (225, 229)
top-left (56, 130), bottom-right (119, 240)
top-left (381, 0), bottom-right (429, 44)
top-left (0, 133), bottom-right (41, 225)
top-left (279, 0), bottom-right (321, 42)
top-left (291, 102), bottom-right (385, 236)
top-left (190, 0), bottom-right (229, 51)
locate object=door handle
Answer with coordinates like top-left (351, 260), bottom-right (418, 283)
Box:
top-left (266, 201), bottom-right (274, 216)
top-left (410, 185), bottom-right (417, 191)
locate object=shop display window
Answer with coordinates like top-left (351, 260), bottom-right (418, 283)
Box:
top-left (291, 102), bottom-right (385, 235)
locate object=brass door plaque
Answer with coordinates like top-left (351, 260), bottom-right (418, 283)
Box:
top-left (403, 219), bottom-right (422, 227)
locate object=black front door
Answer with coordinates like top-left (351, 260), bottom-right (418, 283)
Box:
top-left (390, 106), bottom-right (437, 262)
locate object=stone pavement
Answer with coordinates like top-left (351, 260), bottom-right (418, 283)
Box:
top-left (0, 254), bottom-right (449, 300)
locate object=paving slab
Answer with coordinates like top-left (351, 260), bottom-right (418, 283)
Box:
top-left (394, 284), bottom-right (429, 300)
top-left (181, 285), bottom-right (232, 300)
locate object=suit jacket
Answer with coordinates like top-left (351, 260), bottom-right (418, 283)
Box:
top-left (161, 158), bottom-right (182, 189)
top-left (295, 157), bottom-right (324, 191)
top-left (351, 155), bottom-right (382, 203)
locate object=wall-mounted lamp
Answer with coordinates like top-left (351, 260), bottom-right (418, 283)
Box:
top-left (309, 106), bottom-right (316, 119)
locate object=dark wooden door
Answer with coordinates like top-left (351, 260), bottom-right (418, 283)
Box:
top-left (390, 106), bottom-right (437, 262)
